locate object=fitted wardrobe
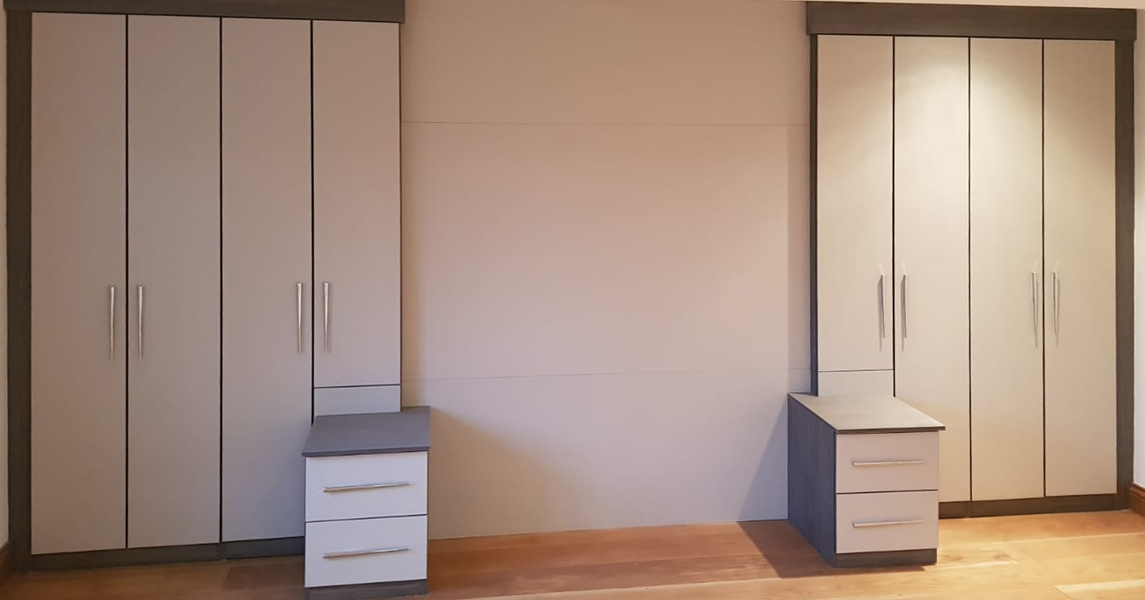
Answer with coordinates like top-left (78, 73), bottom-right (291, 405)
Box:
top-left (813, 26), bottom-right (1127, 509)
top-left (26, 11), bottom-right (401, 558)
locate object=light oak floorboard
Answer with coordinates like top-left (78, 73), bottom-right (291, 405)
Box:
top-left (2, 512), bottom-right (1144, 600)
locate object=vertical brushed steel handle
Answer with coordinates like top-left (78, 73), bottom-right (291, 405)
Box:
top-left (877, 269), bottom-right (886, 342)
top-left (1031, 271), bottom-right (1039, 346)
top-left (900, 272), bottom-right (909, 342)
top-left (323, 282), bottom-right (331, 353)
top-left (109, 286), bottom-right (116, 359)
top-left (1053, 268), bottom-right (1061, 339)
top-left (297, 283), bottom-right (305, 353)
top-left (137, 285), bottom-right (144, 358)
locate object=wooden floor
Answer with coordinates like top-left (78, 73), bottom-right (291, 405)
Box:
top-left (4, 511), bottom-right (1145, 600)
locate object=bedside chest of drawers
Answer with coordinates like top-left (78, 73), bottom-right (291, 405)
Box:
top-left (302, 407), bottom-right (431, 599)
top-left (788, 394), bottom-right (945, 568)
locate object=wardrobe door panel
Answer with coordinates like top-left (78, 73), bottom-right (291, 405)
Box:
top-left (222, 18), bottom-right (312, 542)
top-left (30, 13), bottom-right (127, 555)
top-left (815, 35), bottom-right (893, 375)
top-left (1044, 40), bottom-right (1116, 497)
top-left (969, 39), bottom-right (1045, 501)
top-left (893, 37), bottom-right (970, 503)
top-left (127, 15), bottom-right (221, 548)
top-left (313, 21), bottom-right (401, 389)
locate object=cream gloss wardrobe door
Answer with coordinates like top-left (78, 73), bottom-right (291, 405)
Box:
top-left (313, 21), bottom-right (401, 390)
top-left (815, 35), bottom-right (893, 377)
top-left (222, 18), bottom-right (312, 542)
top-left (1044, 40), bottom-right (1116, 497)
top-left (969, 38), bottom-right (1045, 501)
top-left (31, 13), bottom-right (127, 555)
top-left (893, 37), bottom-right (970, 503)
top-left (127, 15), bottom-right (221, 548)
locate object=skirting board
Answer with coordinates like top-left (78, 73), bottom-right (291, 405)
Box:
top-left (0, 542), bottom-right (13, 586)
top-left (30, 537), bottom-right (303, 571)
top-left (939, 494), bottom-right (1117, 519)
top-left (1131, 484), bottom-right (1145, 517)
top-left (834, 549), bottom-right (937, 568)
top-left (307, 580), bottom-right (428, 600)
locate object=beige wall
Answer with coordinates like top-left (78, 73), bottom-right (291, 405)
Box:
top-left (400, 0), bottom-right (809, 538)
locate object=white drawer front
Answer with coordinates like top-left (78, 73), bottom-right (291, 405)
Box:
top-left (836, 490), bottom-right (938, 554)
top-left (836, 432), bottom-right (939, 493)
top-left (306, 452), bottom-right (427, 522)
top-left (305, 516), bottom-right (427, 588)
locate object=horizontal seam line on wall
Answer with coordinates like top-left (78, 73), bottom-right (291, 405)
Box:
top-left (399, 366), bottom-right (811, 383)
top-left (399, 120), bottom-right (812, 128)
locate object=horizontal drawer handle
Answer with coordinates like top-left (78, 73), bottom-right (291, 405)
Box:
top-left (324, 482), bottom-right (412, 493)
top-left (324, 546), bottom-right (410, 560)
top-left (851, 460), bottom-right (926, 467)
top-left (852, 519), bottom-right (925, 529)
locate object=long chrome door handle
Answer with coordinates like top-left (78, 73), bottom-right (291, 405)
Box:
top-left (137, 285), bottom-right (144, 358)
top-left (852, 460), bottom-right (926, 467)
top-left (878, 269), bottom-right (886, 342)
top-left (323, 282), bottom-right (331, 353)
top-left (1031, 271), bottom-right (1039, 346)
top-left (1053, 268), bottom-right (1061, 339)
top-left (900, 273), bottom-right (909, 342)
top-left (109, 286), bottom-right (116, 359)
top-left (323, 482), bottom-right (411, 493)
top-left (853, 519), bottom-right (925, 529)
top-left (297, 282), bottom-right (305, 353)
top-left (323, 547), bottom-right (410, 560)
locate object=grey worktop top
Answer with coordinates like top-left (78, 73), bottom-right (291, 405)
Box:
top-left (788, 394), bottom-right (945, 435)
top-left (302, 406), bottom-right (431, 458)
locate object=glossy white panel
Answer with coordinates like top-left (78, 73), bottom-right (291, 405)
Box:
top-left (970, 38), bottom-right (1046, 501)
top-left (31, 13), bottom-right (127, 554)
top-left (1044, 40), bottom-right (1117, 497)
top-left (893, 36), bottom-right (970, 503)
top-left (815, 36), bottom-right (894, 373)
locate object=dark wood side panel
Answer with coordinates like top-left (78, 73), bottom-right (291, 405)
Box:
top-left (806, 2), bottom-right (1136, 41)
top-left (788, 398), bottom-right (836, 563)
top-left (1114, 39), bottom-right (1135, 510)
top-left (1131, 484), bottom-right (1145, 518)
top-left (939, 494), bottom-right (1118, 519)
top-left (4, 0), bottom-right (404, 23)
top-left (834, 549), bottom-right (936, 568)
top-left (30, 537), bottom-right (304, 571)
top-left (809, 36), bottom-right (819, 391)
top-left (307, 580), bottom-right (428, 600)
top-left (0, 542), bottom-right (14, 586)
top-left (7, 10), bottom-right (33, 573)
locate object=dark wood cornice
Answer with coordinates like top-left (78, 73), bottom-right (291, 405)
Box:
top-left (807, 2), bottom-right (1135, 41)
top-left (4, 0), bottom-right (404, 23)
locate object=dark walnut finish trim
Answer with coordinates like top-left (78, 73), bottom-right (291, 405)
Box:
top-left (30, 537), bottom-right (304, 571)
top-left (806, 2), bottom-right (1135, 41)
top-left (307, 580), bottom-right (429, 600)
top-left (939, 495), bottom-right (1118, 520)
top-left (1114, 40), bottom-right (1135, 510)
top-left (4, 0), bottom-right (405, 23)
top-left (7, 10), bottom-right (33, 574)
top-left (1131, 484), bottom-right (1145, 518)
top-left (835, 549), bottom-right (936, 569)
top-left (0, 542), bottom-right (14, 586)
